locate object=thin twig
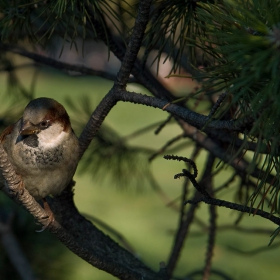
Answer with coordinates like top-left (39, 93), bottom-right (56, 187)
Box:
top-left (78, 88), bottom-right (246, 159)
top-left (179, 145), bottom-right (201, 225)
top-left (166, 152), bottom-right (211, 277)
top-left (166, 191), bottom-right (201, 277)
top-left (227, 241), bottom-right (280, 255)
top-left (155, 114), bottom-right (173, 135)
top-left (207, 91), bottom-right (228, 119)
top-left (214, 172), bottom-right (237, 193)
top-left (177, 120), bottom-right (277, 190)
top-left (190, 224), bottom-right (275, 237)
top-left (202, 155), bottom-right (216, 280)
top-left (0, 43), bottom-right (118, 80)
top-left (164, 154), bottom-right (198, 178)
top-left (149, 134), bottom-right (185, 162)
top-left (185, 196), bottom-right (280, 226)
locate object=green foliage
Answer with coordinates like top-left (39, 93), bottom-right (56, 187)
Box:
top-left (191, 0), bottom-right (280, 211)
top-left (144, 0), bottom-right (208, 72)
top-left (146, 0), bottom-right (280, 213)
top-left (0, 0), bottom-right (132, 49)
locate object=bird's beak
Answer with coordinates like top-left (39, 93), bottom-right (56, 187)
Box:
top-left (20, 121), bottom-right (39, 135)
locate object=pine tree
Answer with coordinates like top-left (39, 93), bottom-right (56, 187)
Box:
top-left (1, 0), bottom-right (280, 279)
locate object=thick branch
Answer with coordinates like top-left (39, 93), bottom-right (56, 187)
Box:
top-left (117, 90), bottom-right (247, 132)
top-left (78, 88), bottom-right (249, 159)
top-left (78, 90), bottom-right (117, 157)
top-left (0, 144), bottom-right (165, 280)
top-left (115, 0), bottom-right (152, 87)
top-left (50, 186), bottom-right (166, 280)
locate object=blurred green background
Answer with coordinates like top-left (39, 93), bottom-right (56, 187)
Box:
top-left (0, 60), bottom-right (279, 280)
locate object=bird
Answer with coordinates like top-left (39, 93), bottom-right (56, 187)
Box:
top-left (0, 97), bottom-right (80, 228)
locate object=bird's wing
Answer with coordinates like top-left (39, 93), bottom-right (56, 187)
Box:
top-left (0, 123), bottom-right (16, 143)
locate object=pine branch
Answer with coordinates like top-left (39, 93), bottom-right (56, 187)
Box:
top-left (85, 1), bottom-right (178, 101)
top-left (0, 133), bottom-right (166, 280)
top-left (0, 43), bottom-right (118, 81)
top-left (165, 147), bottom-right (202, 277)
top-left (166, 191), bottom-right (201, 277)
top-left (114, 0), bottom-right (152, 87)
top-left (177, 120), bottom-right (276, 188)
top-left (202, 155), bottom-right (216, 280)
top-left (185, 196), bottom-right (280, 226)
top-left (78, 88), bottom-right (252, 159)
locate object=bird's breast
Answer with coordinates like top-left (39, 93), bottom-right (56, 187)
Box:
top-left (18, 144), bottom-right (64, 168)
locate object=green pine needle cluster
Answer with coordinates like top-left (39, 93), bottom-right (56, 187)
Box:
top-left (0, 0), bottom-right (131, 48)
top-left (193, 0), bottom-right (280, 212)
top-left (144, 0), bottom-right (209, 72)
top-left (143, 0), bottom-right (280, 212)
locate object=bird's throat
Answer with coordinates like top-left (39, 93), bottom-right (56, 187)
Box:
top-left (17, 134), bottom-right (39, 148)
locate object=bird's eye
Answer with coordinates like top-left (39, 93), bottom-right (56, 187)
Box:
top-left (40, 120), bottom-right (50, 129)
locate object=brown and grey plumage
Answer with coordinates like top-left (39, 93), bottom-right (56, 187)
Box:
top-left (1, 97), bottom-right (79, 200)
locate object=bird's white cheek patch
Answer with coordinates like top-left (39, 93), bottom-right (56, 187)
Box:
top-left (38, 125), bottom-right (67, 148)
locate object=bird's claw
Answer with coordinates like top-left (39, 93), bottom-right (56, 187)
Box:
top-left (36, 214), bottom-right (54, 232)
top-left (36, 199), bottom-right (55, 232)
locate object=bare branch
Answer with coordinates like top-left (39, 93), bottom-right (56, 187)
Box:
top-left (207, 91), bottom-right (228, 119)
top-left (0, 144), bottom-right (166, 280)
top-left (114, 0), bottom-right (152, 87)
top-left (202, 155), bottom-right (216, 280)
top-left (177, 120), bottom-right (276, 187)
top-left (117, 91), bottom-right (250, 132)
top-left (185, 196), bottom-right (280, 226)
top-left (0, 43), bottom-right (118, 81)
top-left (227, 241), bottom-right (280, 255)
top-left (190, 224), bottom-right (276, 237)
top-left (78, 88), bottom-right (247, 159)
top-left (155, 114), bottom-right (173, 135)
top-left (166, 191), bottom-right (201, 277)
top-left (149, 134), bottom-right (185, 162)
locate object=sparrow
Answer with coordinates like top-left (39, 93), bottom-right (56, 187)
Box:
top-left (0, 97), bottom-right (79, 202)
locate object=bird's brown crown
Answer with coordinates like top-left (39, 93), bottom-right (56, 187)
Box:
top-left (23, 98), bottom-right (70, 131)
